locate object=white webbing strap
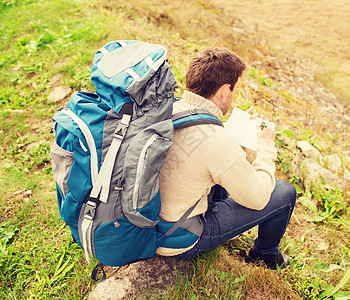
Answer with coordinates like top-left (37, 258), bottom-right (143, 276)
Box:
top-left (99, 47), bottom-right (109, 56)
top-left (81, 201), bottom-right (97, 263)
top-left (118, 40), bottom-right (128, 47)
top-left (82, 217), bottom-right (92, 263)
top-left (125, 68), bottom-right (140, 79)
top-left (90, 114), bottom-right (131, 203)
top-left (61, 107), bottom-right (98, 184)
top-left (144, 56), bottom-right (154, 67)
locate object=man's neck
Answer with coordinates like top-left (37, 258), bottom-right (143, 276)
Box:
top-left (181, 91), bottom-right (223, 119)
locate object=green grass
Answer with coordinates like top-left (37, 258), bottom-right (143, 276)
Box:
top-left (0, 0), bottom-right (349, 299)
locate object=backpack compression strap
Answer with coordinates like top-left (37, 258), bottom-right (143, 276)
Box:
top-left (172, 109), bottom-right (224, 129)
top-left (90, 114), bottom-right (131, 203)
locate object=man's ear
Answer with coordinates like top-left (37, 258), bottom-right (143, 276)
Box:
top-left (210, 84), bottom-right (229, 103)
top-left (216, 84), bottom-right (230, 99)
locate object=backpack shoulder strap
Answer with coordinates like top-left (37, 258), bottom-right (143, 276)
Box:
top-left (172, 109), bottom-right (223, 129)
top-left (163, 109), bottom-right (222, 238)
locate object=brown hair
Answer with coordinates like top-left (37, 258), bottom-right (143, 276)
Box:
top-left (186, 47), bottom-right (245, 99)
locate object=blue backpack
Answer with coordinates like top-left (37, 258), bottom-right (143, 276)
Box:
top-left (50, 40), bottom-right (222, 280)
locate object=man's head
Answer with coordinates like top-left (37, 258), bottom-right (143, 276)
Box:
top-left (186, 47), bottom-right (245, 114)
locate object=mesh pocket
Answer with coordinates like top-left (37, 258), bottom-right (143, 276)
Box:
top-left (51, 141), bottom-right (74, 198)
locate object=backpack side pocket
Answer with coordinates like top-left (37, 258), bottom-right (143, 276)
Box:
top-left (51, 141), bottom-right (74, 198)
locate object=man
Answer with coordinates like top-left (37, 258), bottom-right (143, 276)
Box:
top-left (157, 47), bottom-right (296, 269)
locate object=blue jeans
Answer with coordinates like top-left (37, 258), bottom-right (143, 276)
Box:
top-left (173, 179), bottom-right (296, 259)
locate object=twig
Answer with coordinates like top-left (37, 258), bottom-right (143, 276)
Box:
top-left (293, 213), bottom-right (301, 225)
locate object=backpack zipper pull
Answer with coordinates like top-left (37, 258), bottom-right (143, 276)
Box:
top-left (112, 179), bottom-right (124, 227)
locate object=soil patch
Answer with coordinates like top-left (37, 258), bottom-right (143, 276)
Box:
top-left (213, 0), bottom-right (350, 104)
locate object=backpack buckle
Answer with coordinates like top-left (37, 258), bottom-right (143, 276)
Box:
top-left (84, 201), bottom-right (97, 219)
top-left (114, 114), bottom-right (131, 141)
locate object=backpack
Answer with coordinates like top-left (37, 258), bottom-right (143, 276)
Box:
top-left (50, 40), bottom-right (223, 280)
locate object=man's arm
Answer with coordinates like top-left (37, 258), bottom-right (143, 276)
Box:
top-left (205, 126), bottom-right (277, 210)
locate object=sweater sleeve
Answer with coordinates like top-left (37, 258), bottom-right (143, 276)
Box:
top-left (205, 129), bottom-right (277, 210)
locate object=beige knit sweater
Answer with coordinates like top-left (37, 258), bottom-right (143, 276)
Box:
top-left (157, 91), bottom-right (277, 256)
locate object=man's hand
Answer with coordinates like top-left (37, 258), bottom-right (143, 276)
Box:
top-left (257, 120), bottom-right (276, 141)
top-left (246, 107), bottom-right (276, 141)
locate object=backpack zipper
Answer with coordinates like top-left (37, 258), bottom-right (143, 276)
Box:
top-left (111, 179), bottom-right (124, 227)
top-left (132, 134), bottom-right (159, 210)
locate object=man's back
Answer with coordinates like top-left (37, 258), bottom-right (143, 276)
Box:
top-left (159, 91), bottom-right (277, 223)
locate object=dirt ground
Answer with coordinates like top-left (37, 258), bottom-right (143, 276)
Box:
top-left (213, 0), bottom-right (350, 104)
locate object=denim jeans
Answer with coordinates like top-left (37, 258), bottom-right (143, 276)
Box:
top-left (172, 179), bottom-right (297, 259)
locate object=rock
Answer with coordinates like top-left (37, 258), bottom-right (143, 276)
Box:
top-left (324, 154), bottom-right (342, 173)
top-left (321, 154), bottom-right (350, 181)
top-left (88, 255), bottom-right (191, 300)
top-left (27, 141), bottom-right (41, 152)
top-left (296, 141), bottom-right (321, 158)
top-left (24, 190), bottom-right (32, 196)
top-left (49, 74), bottom-right (62, 86)
top-left (344, 169), bottom-right (350, 181)
top-left (254, 49), bottom-right (264, 57)
top-left (89, 275), bottom-right (131, 300)
top-left (247, 82), bottom-right (259, 92)
top-left (294, 154), bottom-right (350, 190)
top-left (300, 158), bottom-right (338, 184)
top-left (48, 86), bottom-right (72, 103)
top-left (3, 109), bottom-right (24, 113)
top-left (273, 45), bottom-right (282, 51)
